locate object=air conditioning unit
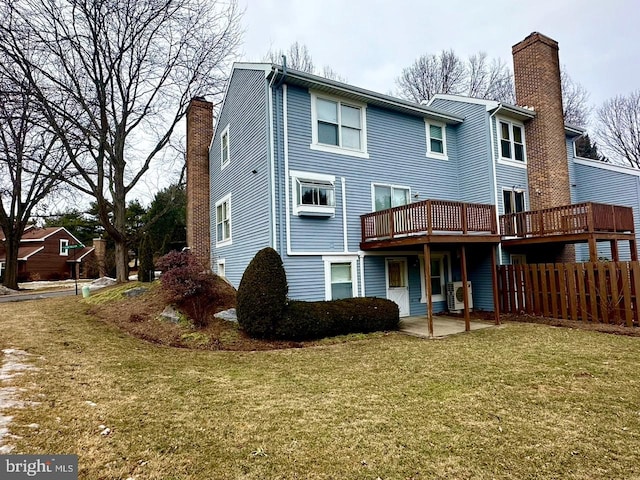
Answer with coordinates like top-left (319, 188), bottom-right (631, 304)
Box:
top-left (447, 281), bottom-right (473, 311)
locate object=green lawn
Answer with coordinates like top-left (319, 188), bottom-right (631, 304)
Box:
top-left (2, 296), bottom-right (640, 479)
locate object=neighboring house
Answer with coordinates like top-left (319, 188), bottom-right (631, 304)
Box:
top-left (185, 32), bottom-right (637, 331)
top-left (0, 226), bottom-right (95, 282)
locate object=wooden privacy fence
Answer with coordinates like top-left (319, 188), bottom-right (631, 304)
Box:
top-left (498, 262), bottom-right (640, 327)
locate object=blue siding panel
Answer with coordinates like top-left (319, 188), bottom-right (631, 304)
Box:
top-left (210, 68), bottom-right (270, 288)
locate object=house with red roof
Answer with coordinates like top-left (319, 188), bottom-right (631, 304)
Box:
top-left (0, 226), bottom-right (96, 282)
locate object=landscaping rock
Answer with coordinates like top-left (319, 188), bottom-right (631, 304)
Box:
top-left (0, 286), bottom-right (17, 296)
top-left (159, 305), bottom-right (182, 324)
top-left (215, 308), bottom-right (237, 323)
top-left (123, 287), bottom-right (147, 298)
top-left (90, 277), bottom-right (117, 290)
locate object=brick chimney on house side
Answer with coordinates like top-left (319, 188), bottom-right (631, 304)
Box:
top-left (186, 97), bottom-right (213, 269)
top-left (512, 32), bottom-right (571, 211)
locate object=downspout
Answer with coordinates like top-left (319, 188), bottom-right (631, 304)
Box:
top-left (270, 57), bottom-right (288, 252)
top-left (489, 106), bottom-right (503, 265)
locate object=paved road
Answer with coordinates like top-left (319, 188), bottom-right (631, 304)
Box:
top-left (0, 289), bottom-right (79, 303)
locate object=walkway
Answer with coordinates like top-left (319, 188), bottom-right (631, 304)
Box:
top-left (400, 315), bottom-right (494, 338)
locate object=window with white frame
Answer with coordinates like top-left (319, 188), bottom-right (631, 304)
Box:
top-left (373, 184), bottom-right (410, 211)
top-left (426, 120), bottom-right (448, 159)
top-left (499, 119), bottom-right (526, 163)
top-left (217, 259), bottom-right (226, 277)
top-left (503, 189), bottom-right (525, 215)
top-left (323, 256), bottom-right (358, 300)
top-left (60, 239), bottom-right (69, 256)
top-left (311, 92), bottom-right (368, 158)
top-left (215, 195), bottom-right (231, 245)
top-left (220, 125), bottom-right (230, 169)
top-left (420, 254), bottom-right (447, 302)
top-left (290, 170), bottom-right (336, 216)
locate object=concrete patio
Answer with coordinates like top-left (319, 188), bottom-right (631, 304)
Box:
top-left (399, 315), bottom-right (495, 338)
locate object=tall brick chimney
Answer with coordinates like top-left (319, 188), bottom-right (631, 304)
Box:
top-left (186, 97), bottom-right (213, 269)
top-left (512, 32), bottom-right (571, 211)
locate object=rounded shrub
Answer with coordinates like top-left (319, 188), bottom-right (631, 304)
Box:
top-left (277, 297), bottom-right (399, 341)
top-left (236, 247), bottom-right (288, 338)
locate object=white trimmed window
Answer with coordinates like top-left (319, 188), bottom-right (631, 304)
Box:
top-left (215, 194), bottom-right (231, 246)
top-left (419, 254), bottom-right (447, 303)
top-left (372, 184), bottom-right (410, 212)
top-left (220, 124), bottom-right (230, 169)
top-left (290, 170), bottom-right (336, 216)
top-left (310, 92), bottom-right (368, 159)
top-left (217, 259), bottom-right (226, 277)
top-left (498, 119), bottom-right (526, 164)
top-left (323, 256), bottom-right (359, 300)
top-left (60, 239), bottom-right (69, 256)
top-left (503, 189), bottom-right (526, 214)
top-left (426, 120), bottom-right (448, 159)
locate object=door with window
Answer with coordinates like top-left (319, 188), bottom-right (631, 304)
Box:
top-left (386, 258), bottom-right (410, 317)
top-left (503, 189), bottom-right (526, 236)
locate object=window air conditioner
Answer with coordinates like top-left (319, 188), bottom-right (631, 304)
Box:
top-left (447, 281), bottom-right (473, 311)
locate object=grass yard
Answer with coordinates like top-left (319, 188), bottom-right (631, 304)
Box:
top-left (1, 296), bottom-right (640, 479)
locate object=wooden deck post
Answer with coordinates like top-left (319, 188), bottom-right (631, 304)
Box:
top-left (631, 239), bottom-right (638, 261)
top-left (588, 237), bottom-right (598, 262)
top-left (461, 245), bottom-right (470, 332)
top-left (610, 240), bottom-right (619, 262)
top-left (490, 246), bottom-right (501, 325)
top-left (424, 243), bottom-right (433, 337)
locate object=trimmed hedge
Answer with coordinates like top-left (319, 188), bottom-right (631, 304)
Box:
top-left (277, 297), bottom-right (399, 341)
top-left (236, 247), bottom-right (288, 338)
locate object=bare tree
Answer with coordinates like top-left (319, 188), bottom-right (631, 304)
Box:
top-left (266, 42), bottom-right (347, 82)
top-left (0, 70), bottom-right (74, 289)
top-left (0, 0), bottom-right (242, 282)
top-left (596, 90), bottom-right (640, 168)
top-left (561, 69), bottom-right (591, 127)
top-left (396, 50), bottom-right (513, 103)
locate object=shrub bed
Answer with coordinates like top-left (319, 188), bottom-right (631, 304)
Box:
top-left (278, 297), bottom-right (399, 341)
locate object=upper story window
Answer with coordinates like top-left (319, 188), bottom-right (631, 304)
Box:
top-left (310, 92), bottom-right (369, 159)
top-left (499, 119), bottom-right (526, 164)
top-left (60, 239), bottom-right (69, 256)
top-left (220, 124), bottom-right (230, 169)
top-left (215, 194), bottom-right (231, 246)
top-left (290, 170), bottom-right (336, 217)
top-left (373, 184), bottom-right (410, 211)
top-left (425, 120), bottom-right (448, 159)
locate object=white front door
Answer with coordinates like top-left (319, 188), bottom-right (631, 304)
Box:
top-left (386, 258), bottom-right (410, 317)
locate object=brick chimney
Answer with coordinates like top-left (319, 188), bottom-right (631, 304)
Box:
top-left (512, 32), bottom-right (571, 211)
top-left (186, 97), bottom-right (213, 269)
top-left (92, 238), bottom-right (107, 278)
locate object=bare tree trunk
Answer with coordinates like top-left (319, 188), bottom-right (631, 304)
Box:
top-left (114, 241), bottom-right (129, 283)
top-left (3, 234), bottom-right (20, 290)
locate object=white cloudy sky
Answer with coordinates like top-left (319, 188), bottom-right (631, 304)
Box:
top-left (238, 0), bottom-right (639, 119)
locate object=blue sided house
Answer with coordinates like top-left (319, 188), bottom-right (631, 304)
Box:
top-left (185, 32), bottom-right (638, 334)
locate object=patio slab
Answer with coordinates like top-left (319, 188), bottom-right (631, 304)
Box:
top-left (400, 315), bottom-right (494, 338)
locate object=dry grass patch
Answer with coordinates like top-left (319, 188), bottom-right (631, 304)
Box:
top-left (2, 297), bottom-right (640, 479)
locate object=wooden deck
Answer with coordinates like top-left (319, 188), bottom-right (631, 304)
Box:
top-left (360, 199), bottom-right (499, 249)
top-left (500, 202), bottom-right (634, 240)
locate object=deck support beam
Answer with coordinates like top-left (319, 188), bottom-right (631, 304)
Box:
top-left (461, 245), bottom-right (470, 332)
top-left (490, 245), bottom-right (501, 325)
top-left (610, 240), bottom-right (619, 262)
top-left (588, 237), bottom-right (598, 262)
top-left (423, 243), bottom-right (433, 338)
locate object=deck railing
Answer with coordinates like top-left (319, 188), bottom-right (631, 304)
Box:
top-left (499, 202), bottom-right (635, 238)
top-left (361, 199), bottom-right (498, 242)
